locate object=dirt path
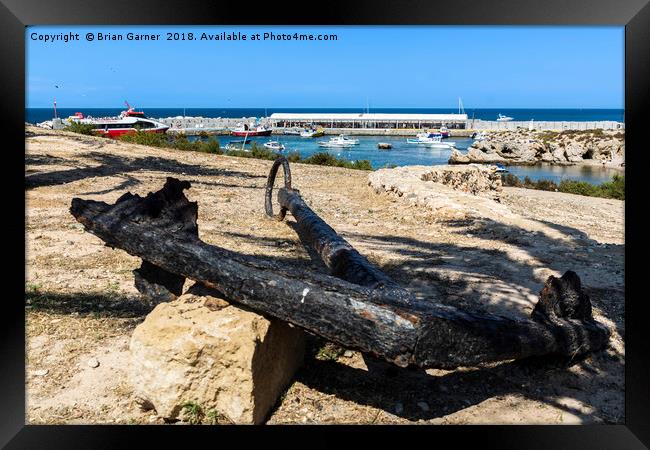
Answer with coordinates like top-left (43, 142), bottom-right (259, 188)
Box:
top-left (25, 127), bottom-right (624, 424)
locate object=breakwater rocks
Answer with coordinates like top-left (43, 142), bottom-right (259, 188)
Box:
top-left (158, 116), bottom-right (268, 134)
top-left (449, 130), bottom-right (625, 167)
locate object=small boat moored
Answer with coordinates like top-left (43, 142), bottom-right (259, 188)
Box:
top-left (496, 113), bottom-right (514, 122)
top-left (471, 131), bottom-right (488, 141)
top-left (377, 142), bottom-right (392, 150)
top-left (318, 135), bottom-right (359, 148)
top-left (231, 122), bottom-right (272, 137)
top-left (263, 140), bottom-right (285, 151)
top-left (300, 127), bottom-right (326, 138)
top-left (407, 132), bottom-right (456, 149)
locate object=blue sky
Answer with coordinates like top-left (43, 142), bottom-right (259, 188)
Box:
top-left (26, 26), bottom-right (624, 109)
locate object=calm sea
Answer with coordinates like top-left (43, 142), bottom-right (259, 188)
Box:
top-left (25, 107), bottom-right (624, 124)
top-left (25, 107), bottom-right (624, 184)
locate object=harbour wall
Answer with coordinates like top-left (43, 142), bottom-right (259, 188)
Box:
top-left (155, 116), bottom-right (625, 136)
top-left (468, 120), bottom-right (624, 131)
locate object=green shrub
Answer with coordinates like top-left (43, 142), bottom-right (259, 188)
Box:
top-left (599, 173), bottom-right (625, 200)
top-left (533, 179), bottom-right (558, 191)
top-left (170, 133), bottom-right (193, 151)
top-left (225, 142), bottom-right (280, 160)
top-left (181, 401), bottom-right (204, 425)
top-left (302, 152), bottom-right (372, 170)
top-left (63, 121), bottom-right (98, 136)
top-left (302, 152), bottom-right (341, 166)
top-left (198, 137), bottom-right (222, 154)
top-left (502, 173), bottom-right (624, 200)
top-left (118, 130), bottom-right (170, 148)
top-left (117, 131), bottom-right (373, 171)
top-left (501, 173), bottom-right (522, 187)
top-left (285, 151), bottom-right (302, 163)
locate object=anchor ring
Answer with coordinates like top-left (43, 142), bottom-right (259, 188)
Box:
top-left (265, 156), bottom-right (292, 221)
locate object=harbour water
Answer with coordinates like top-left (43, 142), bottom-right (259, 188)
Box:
top-left (26, 107), bottom-right (624, 184)
top-left (211, 134), bottom-right (622, 184)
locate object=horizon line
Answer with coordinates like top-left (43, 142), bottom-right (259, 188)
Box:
top-left (26, 106), bottom-right (625, 110)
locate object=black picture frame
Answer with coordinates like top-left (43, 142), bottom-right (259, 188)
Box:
top-left (4, 0), bottom-right (649, 447)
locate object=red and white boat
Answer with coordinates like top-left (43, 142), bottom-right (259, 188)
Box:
top-left (230, 122), bottom-right (272, 137)
top-left (66, 102), bottom-right (169, 138)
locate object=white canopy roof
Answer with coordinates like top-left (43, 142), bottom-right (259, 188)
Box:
top-left (269, 113), bottom-right (468, 121)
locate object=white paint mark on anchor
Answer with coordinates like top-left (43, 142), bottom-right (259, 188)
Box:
top-left (301, 288), bottom-right (310, 303)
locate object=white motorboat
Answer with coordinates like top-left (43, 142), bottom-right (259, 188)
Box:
top-left (336, 134), bottom-right (359, 145)
top-left (225, 143), bottom-right (249, 152)
top-left (407, 132), bottom-right (456, 149)
top-left (300, 127), bottom-right (325, 138)
top-left (496, 113), bottom-right (514, 122)
top-left (263, 140), bottom-right (285, 151)
top-left (318, 140), bottom-right (353, 148)
top-left (472, 131), bottom-right (488, 141)
top-left (318, 135), bottom-right (358, 148)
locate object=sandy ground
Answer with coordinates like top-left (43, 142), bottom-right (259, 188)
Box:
top-left (25, 127), bottom-right (624, 424)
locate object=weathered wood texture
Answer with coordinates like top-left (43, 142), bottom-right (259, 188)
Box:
top-left (70, 177), bottom-right (610, 369)
top-left (265, 157), bottom-right (404, 296)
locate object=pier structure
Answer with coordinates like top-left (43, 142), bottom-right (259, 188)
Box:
top-left (150, 113), bottom-right (624, 136)
top-left (269, 112), bottom-right (468, 131)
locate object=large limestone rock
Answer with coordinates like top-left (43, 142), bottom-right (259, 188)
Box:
top-left (129, 285), bottom-right (306, 424)
top-left (368, 165), bottom-right (513, 221)
top-left (451, 130), bottom-right (625, 166)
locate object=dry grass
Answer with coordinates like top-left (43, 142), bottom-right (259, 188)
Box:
top-left (25, 126), bottom-right (624, 425)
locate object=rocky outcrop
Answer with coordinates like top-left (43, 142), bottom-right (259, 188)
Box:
top-left (128, 285), bottom-right (306, 424)
top-left (450, 130), bottom-right (625, 166)
top-left (368, 165), bottom-right (512, 220)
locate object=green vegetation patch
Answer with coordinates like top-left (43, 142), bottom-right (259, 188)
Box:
top-left (118, 131), bottom-right (223, 154)
top-left (63, 122), bottom-right (98, 135)
top-left (502, 173), bottom-right (624, 200)
top-left (115, 134), bottom-right (372, 171)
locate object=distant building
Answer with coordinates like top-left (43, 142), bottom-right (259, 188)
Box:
top-left (269, 113), bottom-right (468, 130)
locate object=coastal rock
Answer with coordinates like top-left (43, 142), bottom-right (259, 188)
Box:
top-left (449, 149), bottom-right (470, 164)
top-left (128, 285), bottom-right (306, 424)
top-left (450, 130), bottom-right (625, 167)
top-left (465, 146), bottom-right (507, 163)
top-left (368, 165), bottom-right (512, 221)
